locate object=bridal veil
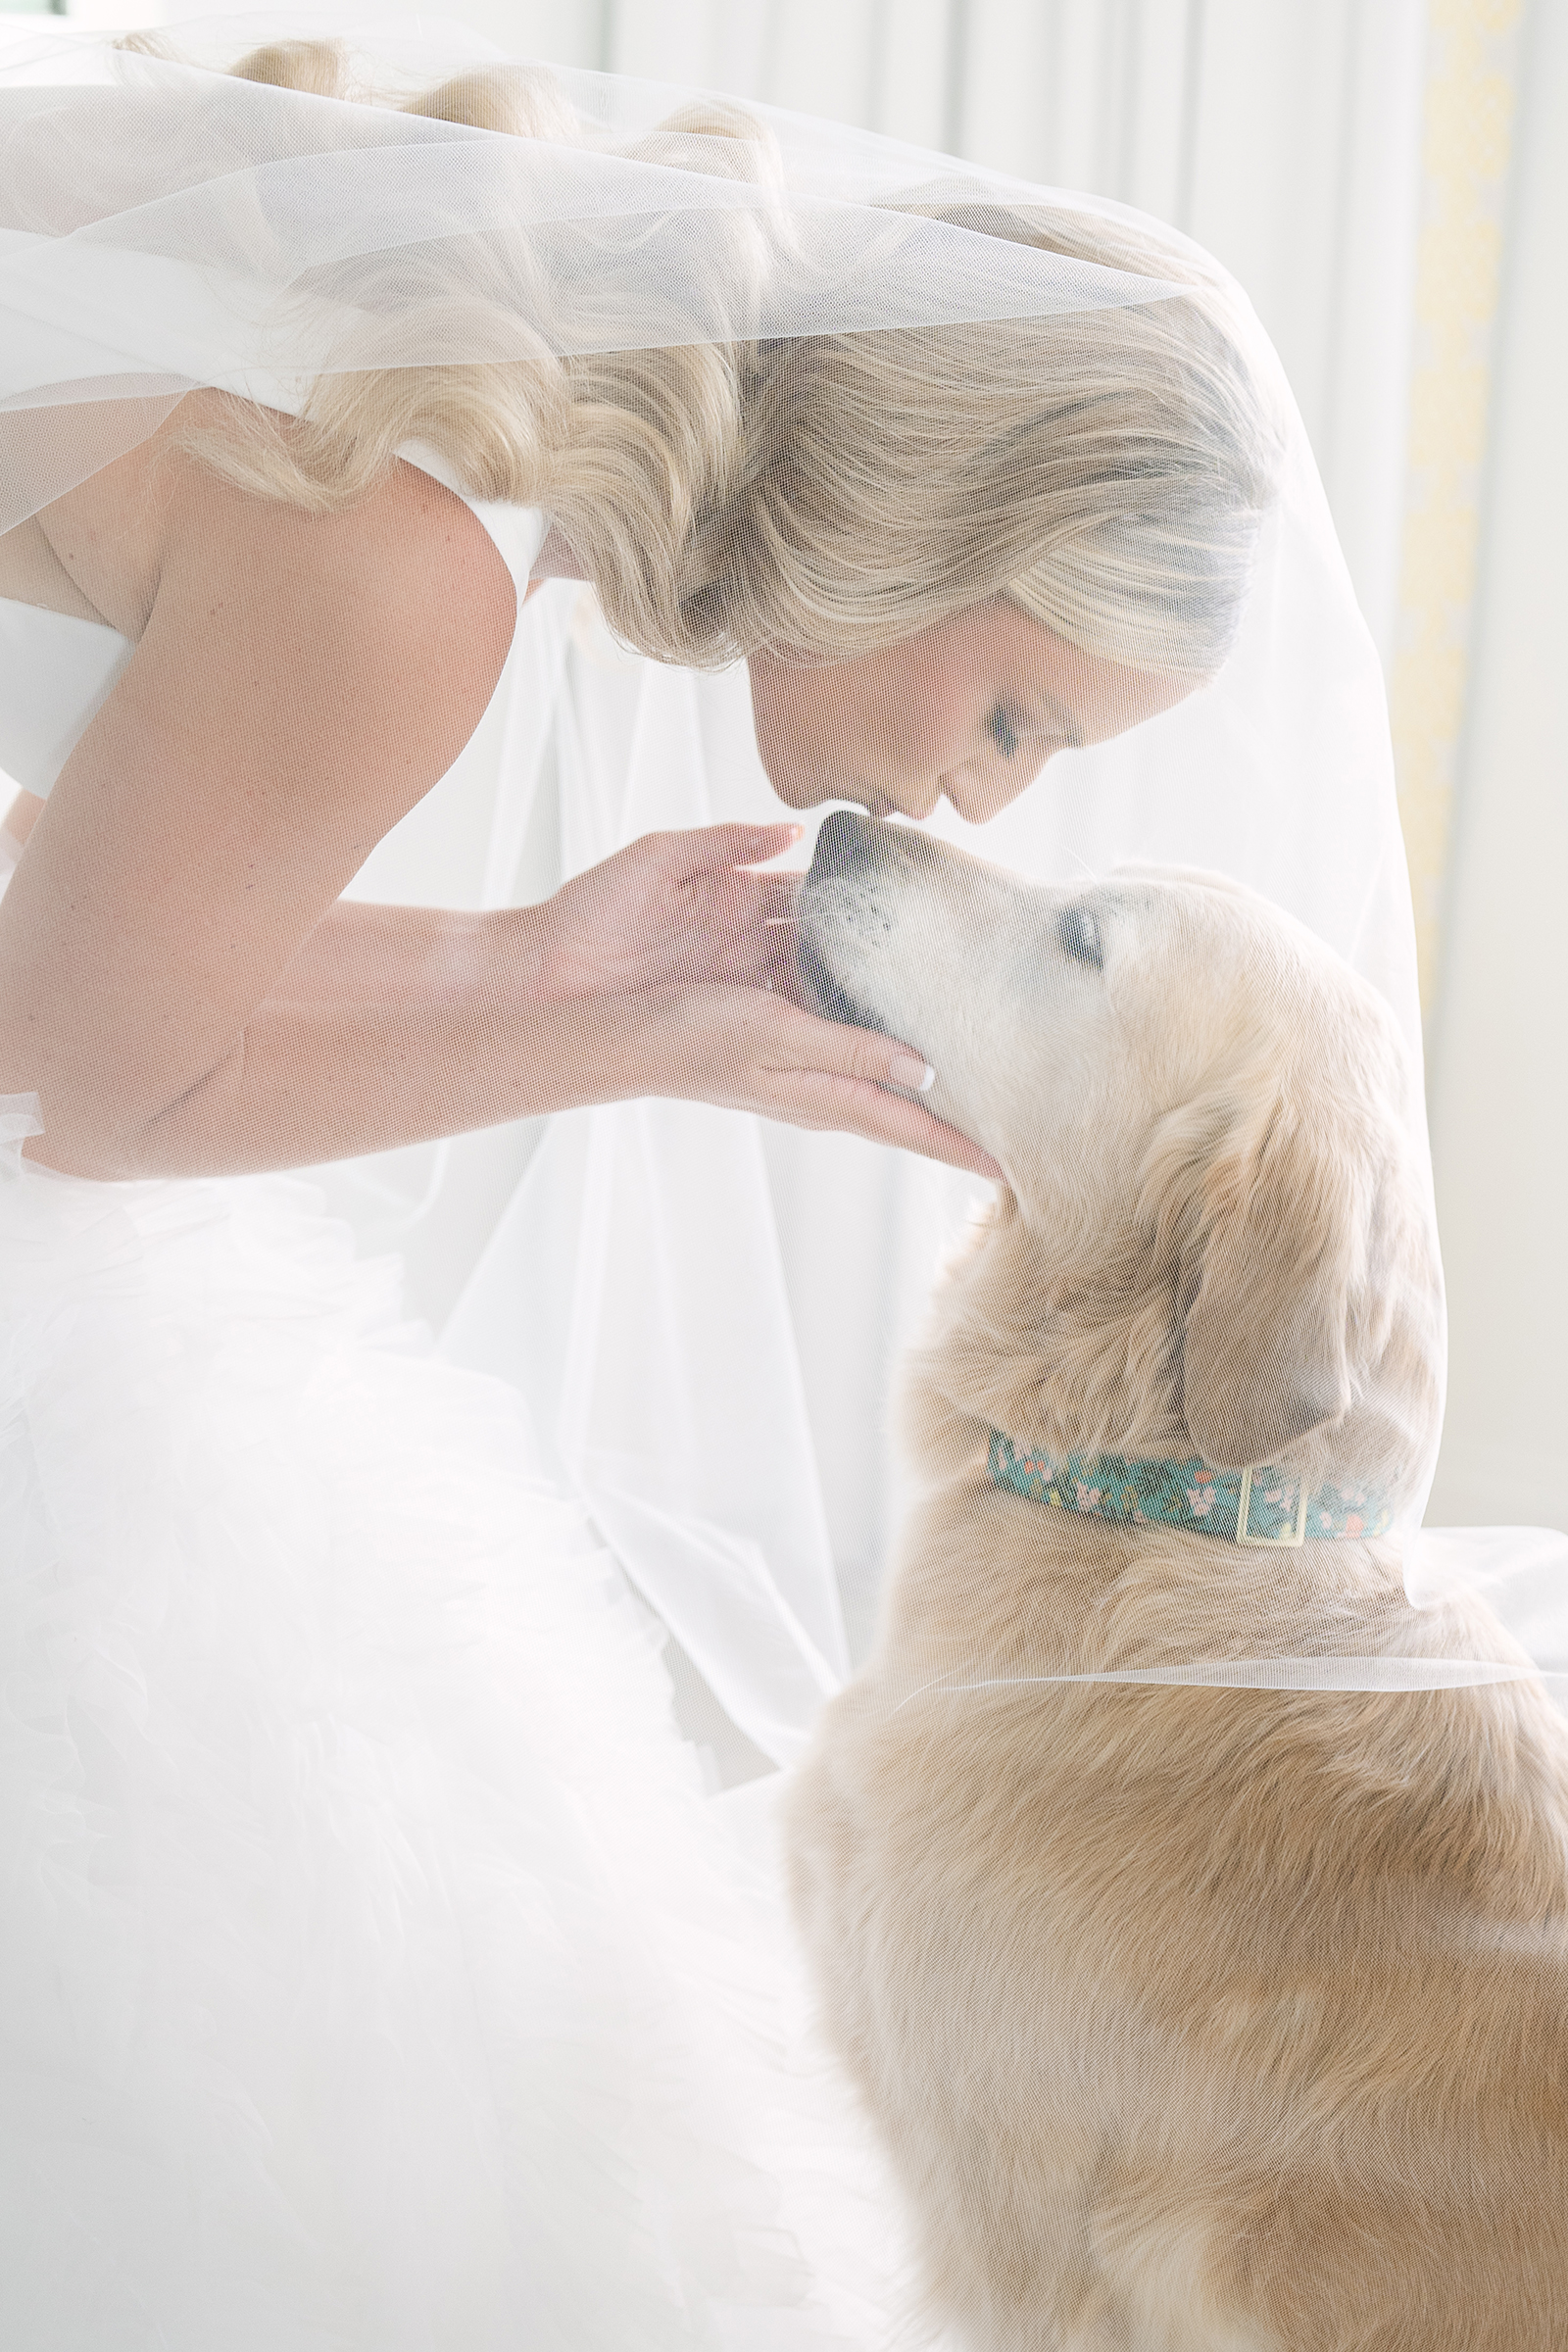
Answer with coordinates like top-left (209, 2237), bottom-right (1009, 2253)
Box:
top-left (0, 9), bottom-right (1560, 1755)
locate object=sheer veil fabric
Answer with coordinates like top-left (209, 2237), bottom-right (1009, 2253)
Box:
top-left (0, 12), bottom-right (1565, 2348)
top-left (2, 7), bottom-right (1552, 1701)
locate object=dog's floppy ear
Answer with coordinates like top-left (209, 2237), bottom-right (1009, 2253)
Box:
top-left (1150, 1083), bottom-right (1365, 1471)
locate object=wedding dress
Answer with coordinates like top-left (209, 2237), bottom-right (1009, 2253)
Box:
top-left (0, 458), bottom-right (905, 2350)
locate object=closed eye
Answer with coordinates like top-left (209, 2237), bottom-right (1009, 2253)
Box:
top-left (987, 705), bottom-right (1021, 760)
top-left (1055, 903), bottom-right (1103, 969)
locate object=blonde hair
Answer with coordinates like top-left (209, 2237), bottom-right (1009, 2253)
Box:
top-left (124, 33), bottom-right (1284, 674)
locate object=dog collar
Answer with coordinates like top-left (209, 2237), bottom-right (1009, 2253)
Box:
top-left (988, 1430), bottom-right (1391, 1547)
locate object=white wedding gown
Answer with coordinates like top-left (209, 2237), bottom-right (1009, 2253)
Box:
top-left (0, 466), bottom-right (905, 2350)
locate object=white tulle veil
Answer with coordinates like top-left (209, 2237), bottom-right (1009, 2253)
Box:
top-left (1, 9), bottom-right (1561, 1758)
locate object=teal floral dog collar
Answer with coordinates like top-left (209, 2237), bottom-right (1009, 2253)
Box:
top-left (988, 1430), bottom-right (1391, 1547)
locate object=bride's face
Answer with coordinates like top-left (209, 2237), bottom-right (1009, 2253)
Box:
top-left (747, 599), bottom-right (1202, 824)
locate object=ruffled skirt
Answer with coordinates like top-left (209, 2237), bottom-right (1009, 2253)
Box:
top-left (0, 1133), bottom-right (901, 2349)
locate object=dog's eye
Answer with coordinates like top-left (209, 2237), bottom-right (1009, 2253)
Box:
top-left (1055, 904), bottom-right (1103, 969)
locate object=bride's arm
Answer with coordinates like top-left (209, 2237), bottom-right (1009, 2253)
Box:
top-left (270, 899), bottom-right (509, 1007)
top-left (0, 459), bottom-right (993, 1182)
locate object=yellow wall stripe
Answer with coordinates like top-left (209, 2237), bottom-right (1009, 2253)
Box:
top-left (1391, 0), bottom-right (1524, 1008)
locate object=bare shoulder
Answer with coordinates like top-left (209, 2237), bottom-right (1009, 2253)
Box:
top-left (23, 394), bottom-right (522, 914)
top-left (35, 391), bottom-right (517, 701)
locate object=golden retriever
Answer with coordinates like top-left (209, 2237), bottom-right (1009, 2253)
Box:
top-left (784, 812), bottom-right (1568, 2351)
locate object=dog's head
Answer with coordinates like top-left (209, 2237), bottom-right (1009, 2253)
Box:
top-left (799, 812), bottom-right (1443, 1503)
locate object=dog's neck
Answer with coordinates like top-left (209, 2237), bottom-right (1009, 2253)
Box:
top-left (904, 1191), bottom-right (1190, 1471)
top-left (900, 1189), bottom-right (1428, 1524)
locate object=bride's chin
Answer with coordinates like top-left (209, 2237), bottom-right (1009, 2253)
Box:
top-left (762, 774), bottom-right (817, 811)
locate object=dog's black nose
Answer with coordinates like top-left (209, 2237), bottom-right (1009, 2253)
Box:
top-left (808, 808), bottom-right (871, 884)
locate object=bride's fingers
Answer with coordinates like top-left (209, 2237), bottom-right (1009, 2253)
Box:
top-left (733, 879), bottom-right (802, 938)
top-left (654, 821), bottom-right (803, 877)
top-left (753, 871), bottom-right (802, 909)
top-left (749, 1006), bottom-right (1003, 1177)
top-left (749, 1001), bottom-right (925, 1088)
top-left (686, 875), bottom-right (800, 968)
top-left (701, 870), bottom-right (799, 924)
top-left (774, 1072), bottom-right (1002, 1177)
top-left (731, 821), bottom-right (805, 869)
top-left (646, 987), bottom-right (1001, 1175)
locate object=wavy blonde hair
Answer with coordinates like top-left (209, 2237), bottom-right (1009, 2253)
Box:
top-left (123, 32), bottom-right (1284, 673)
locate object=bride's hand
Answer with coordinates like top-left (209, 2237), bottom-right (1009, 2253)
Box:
top-left (629, 981), bottom-right (1001, 1176)
top-left (534, 822), bottom-right (803, 997)
top-left (535, 825), bottom-right (1001, 1179)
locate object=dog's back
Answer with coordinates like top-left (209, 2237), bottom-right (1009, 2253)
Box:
top-left (789, 1485), bottom-right (1568, 2350)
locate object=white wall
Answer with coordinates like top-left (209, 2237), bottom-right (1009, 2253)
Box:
top-left (1425, 0), bottom-right (1568, 1534)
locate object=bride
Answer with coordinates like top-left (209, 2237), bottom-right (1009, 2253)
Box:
top-left (0, 17), bottom-right (1443, 2348)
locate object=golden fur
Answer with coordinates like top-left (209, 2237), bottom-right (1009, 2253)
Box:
top-left (784, 831), bottom-right (1568, 2349)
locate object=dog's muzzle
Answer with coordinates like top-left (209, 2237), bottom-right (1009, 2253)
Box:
top-left (808, 807), bottom-right (877, 885)
top-left (797, 810), bottom-right (891, 1032)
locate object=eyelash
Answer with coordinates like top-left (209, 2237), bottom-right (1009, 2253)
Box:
top-left (987, 706), bottom-right (1021, 760)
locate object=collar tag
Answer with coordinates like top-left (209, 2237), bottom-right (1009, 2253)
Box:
top-left (1238, 1463), bottom-right (1309, 1546)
